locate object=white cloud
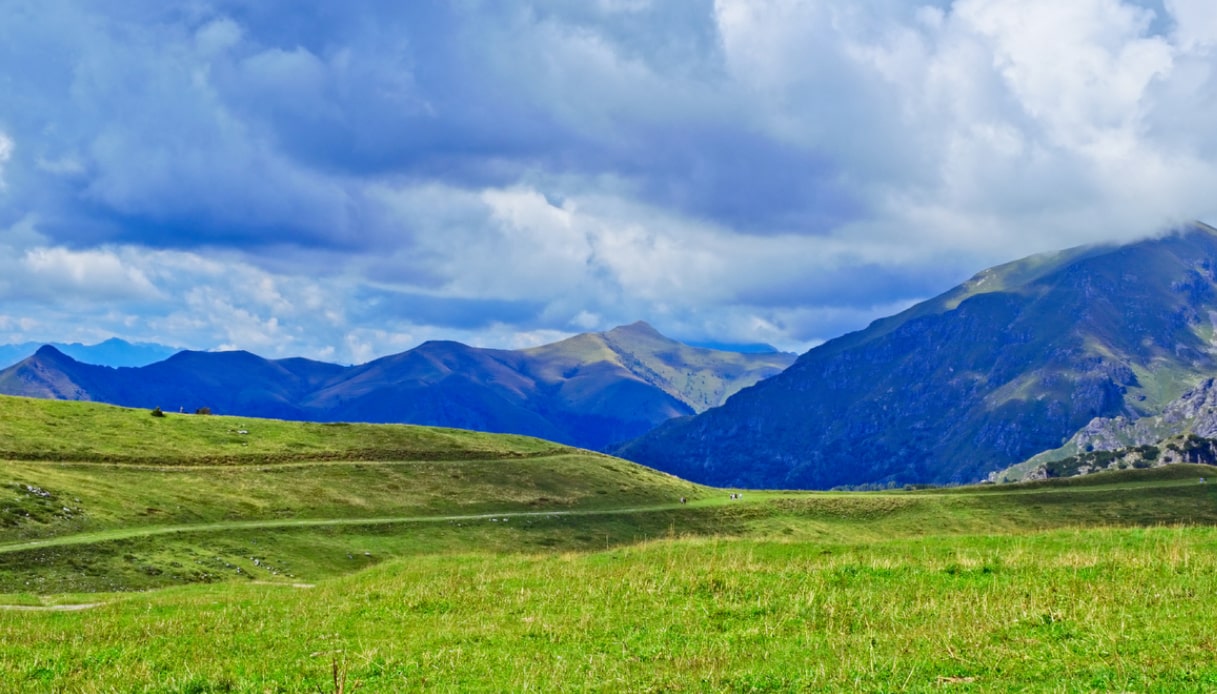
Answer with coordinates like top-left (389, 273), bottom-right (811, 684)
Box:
top-left (19, 247), bottom-right (161, 301)
top-left (360, 179), bottom-right (946, 345)
top-left (711, 0), bottom-right (1217, 257)
top-left (195, 17), bottom-right (243, 56)
top-left (1166, 0), bottom-right (1217, 49)
top-left (0, 132), bottom-right (12, 191)
top-left (955, 0), bottom-right (1171, 145)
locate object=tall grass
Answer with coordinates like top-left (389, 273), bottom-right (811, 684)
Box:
top-left (4, 527), bottom-right (1217, 692)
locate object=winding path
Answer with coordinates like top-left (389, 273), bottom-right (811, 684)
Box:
top-left (0, 503), bottom-right (700, 556)
top-left (0, 475), bottom-right (1207, 557)
top-left (0, 602), bottom-right (104, 611)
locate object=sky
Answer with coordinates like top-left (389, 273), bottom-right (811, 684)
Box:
top-left (2, 0), bottom-right (1217, 364)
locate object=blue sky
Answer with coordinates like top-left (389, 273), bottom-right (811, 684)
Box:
top-left (2, 0), bottom-right (1216, 363)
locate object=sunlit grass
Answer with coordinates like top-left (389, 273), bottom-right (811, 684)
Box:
top-left (3, 396), bottom-right (1217, 691)
top-left (5, 527), bottom-right (1217, 692)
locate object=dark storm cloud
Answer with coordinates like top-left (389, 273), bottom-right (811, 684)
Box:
top-left (0, 0), bottom-right (882, 258)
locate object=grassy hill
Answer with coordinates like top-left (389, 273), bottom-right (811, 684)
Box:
top-left (0, 393), bottom-right (568, 463)
top-left (0, 395), bottom-right (710, 592)
top-left (5, 395), bottom-right (1217, 691)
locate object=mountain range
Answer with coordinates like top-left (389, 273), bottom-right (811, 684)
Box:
top-left (0, 322), bottom-right (794, 452)
top-left (619, 222), bottom-right (1217, 489)
top-left (11, 224), bottom-right (1217, 490)
top-left (0, 338), bottom-right (179, 369)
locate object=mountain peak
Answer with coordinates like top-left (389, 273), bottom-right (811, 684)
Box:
top-left (34, 344), bottom-right (71, 360)
top-left (606, 321), bottom-right (665, 339)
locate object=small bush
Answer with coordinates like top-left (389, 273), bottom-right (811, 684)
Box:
top-left (150, 407), bottom-right (165, 418)
top-left (195, 407), bottom-right (212, 416)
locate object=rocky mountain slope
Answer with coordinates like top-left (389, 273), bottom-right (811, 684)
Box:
top-left (998, 378), bottom-right (1217, 481)
top-left (0, 323), bottom-right (793, 452)
top-left (998, 433), bottom-right (1217, 481)
top-left (619, 222), bottom-right (1217, 489)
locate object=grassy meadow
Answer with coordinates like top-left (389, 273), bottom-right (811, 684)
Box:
top-left (2, 396), bottom-right (1217, 691)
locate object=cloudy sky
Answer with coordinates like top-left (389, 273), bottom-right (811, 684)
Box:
top-left (2, 0), bottom-right (1216, 363)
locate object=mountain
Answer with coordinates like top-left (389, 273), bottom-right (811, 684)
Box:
top-left (0, 345), bottom-right (112, 401)
top-left (0, 338), bottom-right (179, 369)
top-left (618, 222), bottom-right (1217, 489)
top-left (521, 321), bottom-right (794, 414)
top-left (995, 430), bottom-right (1217, 481)
top-left (0, 323), bottom-right (794, 451)
top-left (997, 377), bottom-right (1217, 481)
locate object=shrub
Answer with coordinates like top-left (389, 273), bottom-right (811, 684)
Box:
top-left (150, 407), bottom-right (165, 418)
top-left (195, 407), bottom-right (212, 415)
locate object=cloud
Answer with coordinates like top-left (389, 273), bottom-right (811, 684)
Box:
top-left (4, 1), bottom-right (1217, 360)
top-left (353, 289), bottom-right (546, 331)
top-left (709, 0), bottom-right (1217, 248)
top-left (1165, 0), bottom-right (1217, 49)
top-left (18, 246), bottom-right (161, 301)
top-left (0, 132), bottom-right (12, 191)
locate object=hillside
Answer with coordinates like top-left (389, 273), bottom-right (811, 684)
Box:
top-left (0, 323), bottom-right (794, 451)
top-left (620, 222), bottom-right (1217, 488)
top-left (5, 394), bottom-right (1217, 691)
top-left (0, 394), bottom-right (567, 464)
top-left (3, 394), bottom-right (1216, 596)
top-left (0, 395), bottom-right (708, 590)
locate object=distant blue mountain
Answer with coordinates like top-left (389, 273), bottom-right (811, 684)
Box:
top-left (0, 323), bottom-right (795, 452)
top-left (0, 338), bottom-right (179, 369)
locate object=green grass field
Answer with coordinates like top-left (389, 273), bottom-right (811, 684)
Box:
top-left (2, 396), bottom-right (1217, 692)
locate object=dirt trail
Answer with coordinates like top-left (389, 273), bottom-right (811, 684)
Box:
top-left (1, 477), bottom-right (1182, 558)
top-left (0, 602), bottom-right (103, 611)
top-left (0, 503), bottom-right (700, 556)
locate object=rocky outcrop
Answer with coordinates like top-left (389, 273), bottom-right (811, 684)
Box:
top-left (1001, 378), bottom-right (1217, 481)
